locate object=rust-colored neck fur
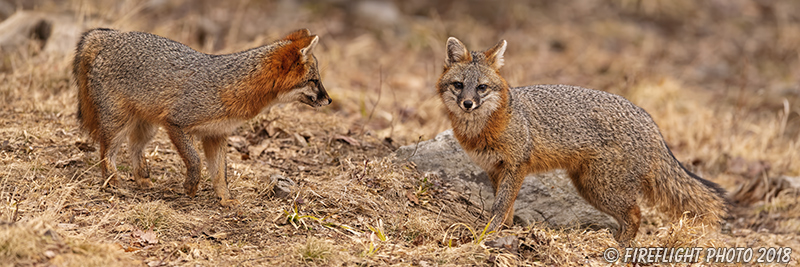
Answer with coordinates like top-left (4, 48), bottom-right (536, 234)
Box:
top-left (221, 40), bottom-right (309, 118)
top-left (449, 80), bottom-right (511, 152)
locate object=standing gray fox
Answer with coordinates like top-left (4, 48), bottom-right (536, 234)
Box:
top-left (437, 37), bottom-right (727, 244)
top-left (74, 28), bottom-right (331, 207)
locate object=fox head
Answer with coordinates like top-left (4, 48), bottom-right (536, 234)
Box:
top-left (437, 37), bottom-right (509, 122)
top-left (270, 29), bottom-right (332, 108)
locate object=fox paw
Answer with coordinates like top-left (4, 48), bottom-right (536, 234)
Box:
top-left (184, 182), bottom-right (199, 198)
top-left (220, 198), bottom-right (241, 208)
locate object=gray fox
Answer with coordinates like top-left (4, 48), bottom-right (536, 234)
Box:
top-left (437, 37), bottom-right (727, 244)
top-left (74, 28), bottom-right (331, 207)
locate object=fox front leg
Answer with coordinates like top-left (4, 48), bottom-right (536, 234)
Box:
top-left (202, 136), bottom-right (240, 207)
top-left (487, 165), bottom-right (525, 231)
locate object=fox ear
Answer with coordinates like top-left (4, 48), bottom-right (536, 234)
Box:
top-left (283, 29), bottom-right (311, 41)
top-left (484, 39), bottom-right (507, 69)
top-left (299, 35), bottom-right (319, 58)
top-left (445, 37), bottom-right (471, 67)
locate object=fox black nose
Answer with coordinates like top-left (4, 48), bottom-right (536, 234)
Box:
top-left (462, 100), bottom-right (473, 110)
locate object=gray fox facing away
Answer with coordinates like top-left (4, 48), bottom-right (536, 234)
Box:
top-left (74, 28), bottom-right (331, 207)
top-left (437, 37), bottom-right (727, 245)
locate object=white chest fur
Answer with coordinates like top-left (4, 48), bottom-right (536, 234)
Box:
top-left (465, 148), bottom-right (503, 173)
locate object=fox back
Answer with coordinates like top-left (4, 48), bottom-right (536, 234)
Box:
top-left (74, 28), bottom-right (331, 206)
top-left (437, 37), bottom-right (727, 245)
top-left (75, 28), bottom-right (330, 138)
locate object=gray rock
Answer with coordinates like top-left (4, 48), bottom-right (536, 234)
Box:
top-left (269, 174), bottom-right (296, 199)
top-left (395, 129), bottom-right (617, 231)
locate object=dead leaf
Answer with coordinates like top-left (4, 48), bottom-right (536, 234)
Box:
top-left (74, 141), bottom-right (95, 152)
top-left (55, 156), bottom-right (82, 168)
top-left (266, 122), bottom-right (281, 138)
top-left (131, 229), bottom-right (159, 245)
top-left (406, 190), bottom-right (419, 205)
top-left (335, 135), bottom-right (361, 147)
top-left (227, 135), bottom-right (248, 149)
top-left (293, 132), bottom-right (308, 147)
top-left (485, 235), bottom-right (519, 254)
top-left (248, 140), bottom-right (270, 158)
top-left (141, 229), bottom-right (159, 244)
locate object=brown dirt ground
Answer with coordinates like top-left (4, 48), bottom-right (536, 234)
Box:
top-left (1, 0), bottom-right (799, 266)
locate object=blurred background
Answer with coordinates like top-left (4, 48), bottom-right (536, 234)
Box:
top-left (1, 0), bottom-right (798, 178)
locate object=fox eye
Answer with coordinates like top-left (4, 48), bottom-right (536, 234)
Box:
top-left (452, 82), bottom-right (464, 90)
top-left (477, 84), bottom-right (488, 93)
top-left (307, 79), bottom-right (319, 86)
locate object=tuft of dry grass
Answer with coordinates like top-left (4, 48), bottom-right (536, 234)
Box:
top-left (0, 217), bottom-right (133, 267)
top-left (125, 201), bottom-right (175, 231)
top-left (296, 236), bottom-right (335, 265)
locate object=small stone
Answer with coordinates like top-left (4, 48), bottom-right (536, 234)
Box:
top-left (44, 250), bottom-right (56, 258)
top-left (270, 174), bottom-right (295, 199)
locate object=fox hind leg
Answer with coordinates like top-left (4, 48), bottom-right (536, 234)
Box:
top-left (99, 126), bottom-right (126, 187)
top-left (202, 136), bottom-right (239, 207)
top-left (129, 120), bottom-right (157, 188)
top-left (165, 126), bottom-right (203, 198)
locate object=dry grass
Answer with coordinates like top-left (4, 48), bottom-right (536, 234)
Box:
top-left (1, 0), bottom-right (799, 266)
top-left (0, 217), bottom-right (134, 266)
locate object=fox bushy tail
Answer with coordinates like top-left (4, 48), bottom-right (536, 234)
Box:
top-left (644, 143), bottom-right (728, 225)
top-left (73, 28), bottom-right (112, 141)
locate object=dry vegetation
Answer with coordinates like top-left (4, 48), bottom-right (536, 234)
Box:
top-left (1, 0), bottom-right (799, 266)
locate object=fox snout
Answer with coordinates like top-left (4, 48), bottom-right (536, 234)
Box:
top-left (459, 98), bottom-right (480, 112)
top-left (299, 81), bottom-right (332, 107)
top-left (308, 89), bottom-right (332, 107)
